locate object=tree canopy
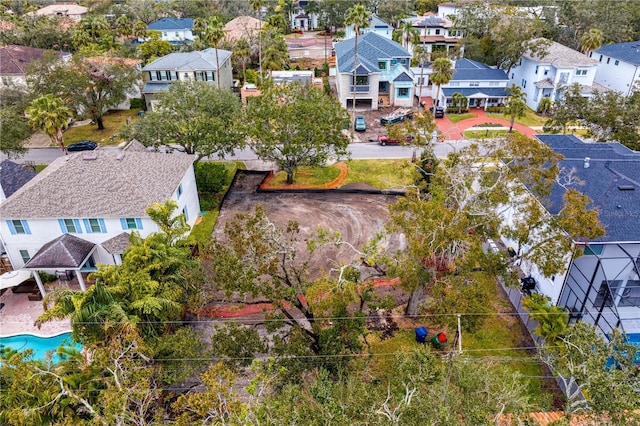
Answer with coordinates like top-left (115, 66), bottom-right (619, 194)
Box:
top-left (244, 81), bottom-right (350, 184)
top-left (123, 80), bottom-right (244, 163)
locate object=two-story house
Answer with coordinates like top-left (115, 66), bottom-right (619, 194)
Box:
top-left (344, 14), bottom-right (393, 41)
top-left (141, 48), bottom-right (233, 111)
top-left (0, 143), bottom-right (200, 294)
top-left (334, 32), bottom-right (414, 110)
top-left (539, 135), bottom-right (640, 338)
top-left (0, 45), bottom-right (70, 89)
top-left (510, 39), bottom-right (602, 111)
top-left (433, 59), bottom-right (510, 110)
top-left (592, 41), bottom-right (640, 97)
top-left (291, 0), bottom-right (318, 31)
top-left (147, 18), bottom-right (194, 45)
top-left (402, 12), bottom-right (463, 59)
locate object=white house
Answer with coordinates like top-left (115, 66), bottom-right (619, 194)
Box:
top-left (334, 32), bottom-right (414, 110)
top-left (147, 18), bottom-right (194, 45)
top-left (141, 48), bottom-right (233, 111)
top-left (0, 144), bottom-right (200, 294)
top-left (344, 14), bottom-right (393, 41)
top-left (402, 12), bottom-right (463, 59)
top-left (518, 135), bottom-right (640, 337)
top-left (592, 41), bottom-right (640, 97)
top-left (510, 39), bottom-right (602, 111)
top-left (291, 0), bottom-right (318, 31)
top-left (432, 58), bottom-right (510, 109)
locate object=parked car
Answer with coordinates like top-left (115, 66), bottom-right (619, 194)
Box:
top-left (380, 108), bottom-right (413, 125)
top-left (429, 106), bottom-right (445, 118)
top-left (66, 140), bottom-right (97, 152)
top-left (354, 115), bottom-right (366, 132)
top-left (378, 134), bottom-right (414, 146)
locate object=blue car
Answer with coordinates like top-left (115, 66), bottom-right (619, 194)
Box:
top-left (354, 115), bottom-right (366, 132)
top-left (67, 140), bottom-right (98, 152)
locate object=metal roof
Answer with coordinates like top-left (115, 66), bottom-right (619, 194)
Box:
top-left (594, 41), bottom-right (640, 66)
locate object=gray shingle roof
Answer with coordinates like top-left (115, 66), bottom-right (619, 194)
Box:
top-left (594, 41), bottom-right (640, 66)
top-left (536, 134), bottom-right (640, 243)
top-left (147, 18), bottom-right (194, 31)
top-left (24, 234), bottom-right (96, 269)
top-left (101, 232), bottom-right (132, 254)
top-left (335, 32), bottom-right (410, 73)
top-left (0, 160), bottom-right (37, 198)
top-left (142, 48), bottom-right (232, 72)
top-left (0, 150), bottom-right (195, 219)
top-left (451, 59), bottom-right (509, 81)
top-left (525, 39), bottom-right (598, 67)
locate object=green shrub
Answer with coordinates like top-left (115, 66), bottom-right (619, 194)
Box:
top-left (39, 272), bottom-right (58, 283)
top-left (486, 106), bottom-right (505, 113)
top-left (129, 98), bottom-right (145, 109)
top-left (195, 162), bottom-right (227, 194)
top-left (245, 69), bottom-right (259, 85)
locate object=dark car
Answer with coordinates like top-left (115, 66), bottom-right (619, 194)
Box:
top-left (66, 140), bottom-right (98, 152)
top-left (429, 106), bottom-right (445, 118)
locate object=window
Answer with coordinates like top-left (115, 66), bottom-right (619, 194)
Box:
top-left (606, 58), bottom-right (610, 64)
top-left (489, 81), bottom-right (499, 87)
top-left (183, 206), bottom-right (189, 221)
top-left (397, 87), bottom-right (409, 97)
top-left (19, 250), bottom-right (30, 264)
top-left (391, 59), bottom-right (397, 65)
top-left (378, 61), bottom-right (387, 70)
top-left (156, 71), bottom-right (162, 80)
top-left (121, 218), bottom-right (143, 230)
top-left (521, 79), bottom-right (527, 88)
top-left (449, 81), bottom-right (460, 87)
top-left (544, 69), bottom-right (549, 76)
top-left (7, 220), bottom-right (30, 235)
top-left (510, 73), bottom-right (514, 79)
top-left (163, 32), bottom-right (167, 37)
top-left (615, 60), bottom-right (619, 66)
top-left (84, 218), bottom-right (106, 233)
top-left (175, 32), bottom-right (179, 37)
top-left (469, 81), bottom-right (479, 87)
top-left (149, 71), bottom-right (156, 81)
top-left (59, 219), bottom-right (82, 233)
top-left (535, 65), bottom-right (539, 74)
top-left (355, 75), bottom-right (368, 85)
top-left (177, 183), bottom-right (183, 198)
top-left (575, 69), bottom-right (588, 76)
top-left (435, 29), bottom-right (440, 35)
top-left (599, 54), bottom-right (603, 62)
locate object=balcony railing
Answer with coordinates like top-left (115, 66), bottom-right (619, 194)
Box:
top-left (350, 85), bottom-right (370, 93)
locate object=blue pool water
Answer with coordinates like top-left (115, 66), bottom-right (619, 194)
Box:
top-left (0, 332), bottom-right (82, 362)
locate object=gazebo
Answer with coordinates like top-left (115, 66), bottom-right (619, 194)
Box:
top-left (22, 234), bottom-right (97, 296)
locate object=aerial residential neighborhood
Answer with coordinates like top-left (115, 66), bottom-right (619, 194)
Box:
top-left (0, 0), bottom-right (639, 424)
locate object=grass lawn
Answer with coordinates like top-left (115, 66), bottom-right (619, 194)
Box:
top-left (486, 109), bottom-right (548, 127)
top-left (447, 112), bottom-right (476, 124)
top-left (35, 164), bottom-right (47, 173)
top-left (344, 159), bottom-right (414, 189)
top-left (268, 160), bottom-right (415, 190)
top-left (269, 164), bottom-right (342, 187)
top-left (63, 109), bottom-right (139, 147)
top-left (464, 129), bottom-right (513, 139)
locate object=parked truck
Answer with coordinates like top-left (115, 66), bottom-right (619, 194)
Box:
top-left (380, 108), bottom-right (413, 125)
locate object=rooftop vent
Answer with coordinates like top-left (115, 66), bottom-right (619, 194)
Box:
top-left (116, 152), bottom-right (125, 161)
top-left (618, 185), bottom-right (635, 191)
top-left (583, 157), bottom-right (590, 168)
top-left (82, 153), bottom-right (97, 161)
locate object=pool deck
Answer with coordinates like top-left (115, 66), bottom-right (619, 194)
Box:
top-left (0, 278), bottom-right (85, 337)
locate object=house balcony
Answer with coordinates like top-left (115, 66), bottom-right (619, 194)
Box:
top-left (350, 85), bottom-right (370, 93)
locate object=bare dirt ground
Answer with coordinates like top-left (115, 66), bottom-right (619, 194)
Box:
top-left (350, 101), bottom-right (423, 144)
top-left (212, 172), bottom-right (403, 277)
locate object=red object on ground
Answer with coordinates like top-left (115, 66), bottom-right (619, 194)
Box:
top-left (438, 332), bottom-right (447, 343)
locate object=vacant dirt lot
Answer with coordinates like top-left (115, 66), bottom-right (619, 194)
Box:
top-left (350, 102), bottom-right (423, 143)
top-left (212, 172), bottom-right (404, 277)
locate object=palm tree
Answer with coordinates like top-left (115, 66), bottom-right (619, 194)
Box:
top-left (504, 84), bottom-right (527, 133)
top-left (344, 4), bottom-right (371, 130)
top-left (537, 97), bottom-right (553, 116)
top-left (249, 0), bottom-right (267, 82)
top-left (201, 17), bottom-right (225, 88)
top-left (399, 21), bottom-right (419, 51)
top-left (235, 38), bottom-right (252, 84)
top-left (26, 94), bottom-right (73, 154)
top-left (115, 15), bottom-right (132, 39)
top-left (430, 57), bottom-right (453, 109)
top-left (132, 21), bottom-right (147, 40)
top-left (580, 28), bottom-right (604, 56)
top-left (452, 92), bottom-right (467, 114)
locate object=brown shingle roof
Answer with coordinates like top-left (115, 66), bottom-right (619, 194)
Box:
top-left (101, 232), bottom-right (132, 254)
top-left (0, 150), bottom-right (195, 219)
top-left (0, 45), bottom-right (69, 76)
top-left (23, 234), bottom-right (95, 269)
top-left (223, 16), bottom-right (264, 42)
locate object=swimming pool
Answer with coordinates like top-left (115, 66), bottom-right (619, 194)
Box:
top-left (0, 332), bottom-right (82, 362)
